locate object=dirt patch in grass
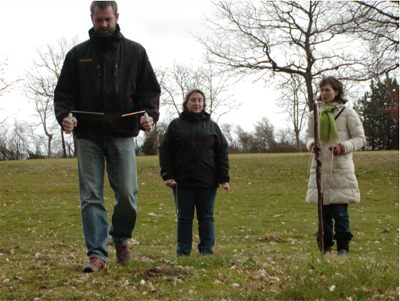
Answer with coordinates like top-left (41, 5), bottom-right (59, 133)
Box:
top-left (256, 235), bottom-right (284, 243)
top-left (0, 246), bottom-right (20, 254)
top-left (139, 267), bottom-right (191, 278)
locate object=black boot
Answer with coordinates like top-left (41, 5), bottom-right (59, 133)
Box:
top-left (317, 237), bottom-right (334, 254)
top-left (337, 239), bottom-right (349, 256)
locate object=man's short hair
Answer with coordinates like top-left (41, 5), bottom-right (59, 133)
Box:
top-left (90, 1), bottom-right (118, 16)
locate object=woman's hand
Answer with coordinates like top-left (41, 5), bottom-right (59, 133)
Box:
top-left (310, 143), bottom-right (320, 154)
top-left (329, 144), bottom-right (344, 155)
top-left (164, 179), bottom-right (177, 188)
top-left (221, 182), bottom-right (230, 193)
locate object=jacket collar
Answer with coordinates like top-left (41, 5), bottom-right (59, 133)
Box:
top-left (89, 24), bottom-right (123, 51)
top-left (180, 110), bottom-right (210, 123)
top-left (318, 101), bottom-right (345, 111)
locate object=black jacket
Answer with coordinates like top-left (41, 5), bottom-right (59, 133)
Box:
top-left (54, 25), bottom-right (160, 140)
top-left (159, 111), bottom-right (230, 188)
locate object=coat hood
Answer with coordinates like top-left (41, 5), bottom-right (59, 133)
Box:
top-left (89, 23), bottom-right (123, 51)
top-left (180, 111), bottom-right (210, 123)
top-left (317, 101), bottom-right (345, 110)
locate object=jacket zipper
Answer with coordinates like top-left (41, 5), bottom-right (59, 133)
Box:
top-left (96, 64), bottom-right (101, 96)
top-left (190, 122), bottom-right (196, 182)
top-left (114, 63), bottom-right (119, 97)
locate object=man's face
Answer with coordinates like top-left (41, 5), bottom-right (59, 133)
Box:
top-left (91, 5), bottom-right (119, 36)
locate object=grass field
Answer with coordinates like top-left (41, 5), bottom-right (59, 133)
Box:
top-left (0, 151), bottom-right (398, 300)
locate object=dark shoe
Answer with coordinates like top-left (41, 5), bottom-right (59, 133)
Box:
top-left (337, 239), bottom-right (350, 254)
top-left (115, 243), bottom-right (132, 265)
top-left (324, 248), bottom-right (331, 254)
top-left (177, 251), bottom-right (190, 257)
top-left (83, 256), bottom-right (106, 273)
top-left (200, 251), bottom-right (213, 255)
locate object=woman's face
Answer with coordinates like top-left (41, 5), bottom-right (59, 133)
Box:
top-left (320, 84), bottom-right (339, 104)
top-left (185, 92), bottom-right (204, 113)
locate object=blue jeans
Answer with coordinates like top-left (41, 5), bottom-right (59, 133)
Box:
top-left (77, 138), bottom-right (138, 261)
top-left (172, 187), bottom-right (218, 255)
top-left (323, 204), bottom-right (353, 248)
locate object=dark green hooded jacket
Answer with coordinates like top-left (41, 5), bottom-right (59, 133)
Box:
top-left (159, 111), bottom-right (230, 188)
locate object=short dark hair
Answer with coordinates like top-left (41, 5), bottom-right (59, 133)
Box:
top-left (318, 76), bottom-right (347, 104)
top-left (90, 1), bottom-right (118, 16)
top-left (182, 89), bottom-right (206, 112)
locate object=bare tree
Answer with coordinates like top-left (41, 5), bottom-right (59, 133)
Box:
top-left (0, 120), bottom-right (31, 160)
top-left (157, 61), bottom-right (240, 122)
top-left (221, 118), bottom-right (301, 153)
top-left (276, 74), bottom-right (310, 151)
top-left (220, 123), bottom-right (240, 153)
top-left (25, 123), bottom-right (47, 159)
top-left (0, 122), bottom-right (11, 160)
top-left (344, 1), bottom-right (399, 77)
top-left (198, 1), bottom-right (375, 111)
top-left (232, 118), bottom-right (276, 153)
top-left (0, 58), bottom-right (21, 98)
top-left (22, 37), bottom-right (78, 158)
top-left (0, 57), bottom-right (22, 124)
top-left (157, 63), bottom-right (198, 119)
top-left (253, 117), bottom-right (276, 153)
top-left (199, 60), bottom-right (241, 122)
top-left (275, 127), bottom-right (302, 152)
top-left (234, 125), bottom-right (257, 153)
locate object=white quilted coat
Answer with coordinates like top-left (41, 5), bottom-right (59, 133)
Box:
top-left (305, 101), bottom-right (366, 205)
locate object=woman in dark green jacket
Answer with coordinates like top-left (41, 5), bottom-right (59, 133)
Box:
top-left (159, 89), bottom-right (230, 256)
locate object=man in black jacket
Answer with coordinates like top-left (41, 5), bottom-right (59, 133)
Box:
top-left (54, 1), bottom-right (160, 273)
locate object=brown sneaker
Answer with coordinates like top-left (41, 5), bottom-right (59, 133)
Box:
top-left (115, 243), bottom-right (132, 265)
top-left (83, 256), bottom-right (106, 273)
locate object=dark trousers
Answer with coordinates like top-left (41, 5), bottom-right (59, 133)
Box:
top-left (172, 187), bottom-right (218, 255)
top-left (323, 204), bottom-right (353, 250)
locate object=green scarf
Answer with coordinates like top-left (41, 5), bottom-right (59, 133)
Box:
top-left (319, 105), bottom-right (338, 143)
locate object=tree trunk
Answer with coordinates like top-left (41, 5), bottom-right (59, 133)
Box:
top-left (295, 129), bottom-right (301, 152)
top-left (47, 134), bottom-right (53, 159)
top-left (305, 72), bottom-right (315, 112)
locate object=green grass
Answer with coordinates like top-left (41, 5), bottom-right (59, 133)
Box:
top-left (0, 151), bottom-right (398, 300)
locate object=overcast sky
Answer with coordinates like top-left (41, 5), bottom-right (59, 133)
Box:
top-left (0, 1), bottom-right (284, 131)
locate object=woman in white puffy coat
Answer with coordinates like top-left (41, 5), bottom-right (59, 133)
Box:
top-left (306, 76), bottom-right (366, 255)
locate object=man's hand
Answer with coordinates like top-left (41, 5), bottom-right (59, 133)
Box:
top-left (164, 179), bottom-right (177, 188)
top-left (140, 113), bottom-right (154, 132)
top-left (62, 114), bottom-right (78, 134)
top-left (221, 182), bottom-right (230, 193)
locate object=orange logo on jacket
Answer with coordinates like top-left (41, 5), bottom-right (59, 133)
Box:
top-left (80, 58), bottom-right (92, 62)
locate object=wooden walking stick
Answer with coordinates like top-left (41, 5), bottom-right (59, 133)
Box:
top-left (313, 101), bottom-right (324, 253)
top-left (70, 110), bottom-right (146, 117)
top-left (121, 110), bottom-right (146, 117)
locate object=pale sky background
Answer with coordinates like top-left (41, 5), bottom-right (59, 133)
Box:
top-left (0, 0), bottom-right (287, 133)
